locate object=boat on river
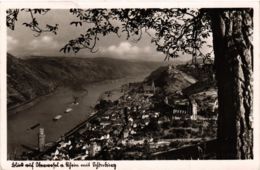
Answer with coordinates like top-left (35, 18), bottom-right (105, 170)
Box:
top-left (26, 123), bottom-right (40, 131)
top-left (72, 102), bottom-right (79, 105)
top-left (29, 123), bottom-right (40, 130)
top-left (53, 115), bottom-right (62, 121)
top-left (64, 108), bottom-right (73, 113)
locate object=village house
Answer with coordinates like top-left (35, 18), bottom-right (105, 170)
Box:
top-left (123, 129), bottom-right (129, 139)
top-left (88, 142), bottom-right (101, 157)
top-left (165, 96), bottom-right (198, 120)
top-left (142, 81), bottom-right (156, 96)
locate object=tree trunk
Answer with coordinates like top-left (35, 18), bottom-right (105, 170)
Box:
top-left (209, 9), bottom-right (253, 159)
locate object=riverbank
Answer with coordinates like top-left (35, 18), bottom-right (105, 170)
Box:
top-left (35, 79), bottom-right (217, 160)
top-left (8, 88), bottom-right (57, 115)
top-left (7, 79), bottom-right (123, 115)
top-left (7, 74), bottom-right (150, 159)
top-left (33, 65), bottom-right (218, 160)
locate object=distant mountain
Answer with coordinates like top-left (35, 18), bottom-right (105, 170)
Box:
top-left (7, 53), bottom-right (161, 109)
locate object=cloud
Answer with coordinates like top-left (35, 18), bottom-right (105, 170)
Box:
top-left (29, 35), bottom-right (59, 50)
top-left (7, 36), bottom-right (18, 51)
top-left (102, 41), bottom-right (151, 57)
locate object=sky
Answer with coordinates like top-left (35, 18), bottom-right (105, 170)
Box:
top-left (7, 9), bottom-right (201, 62)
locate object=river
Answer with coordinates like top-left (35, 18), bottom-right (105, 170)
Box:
top-left (7, 73), bottom-right (150, 157)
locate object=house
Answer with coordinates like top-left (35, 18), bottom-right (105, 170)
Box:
top-left (164, 96), bottom-right (169, 105)
top-left (158, 115), bottom-right (170, 124)
top-left (189, 98), bottom-right (198, 120)
top-left (100, 121), bottom-right (111, 128)
top-left (85, 123), bottom-right (91, 130)
top-left (88, 142), bottom-right (101, 157)
top-left (123, 129), bottom-right (129, 138)
top-left (113, 129), bottom-right (120, 136)
top-left (168, 97), bottom-right (198, 120)
top-left (210, 99), bottom-right (218, 113)
top-left (142, 81), bottom-right (156, 96)
top-left (171, 98), bottom-right (190, 116)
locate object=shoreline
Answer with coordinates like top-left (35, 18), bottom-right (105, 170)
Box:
top-left (26, 88), bottom-right (122, 159)
top-left (8, 92), bottom-right (55, 115)
top-left (35, 111), bottom-right (100, 159)
top-left (7, 73), bottom-right (151, 158)
top-left (7, 74), bottom-right (146, 116)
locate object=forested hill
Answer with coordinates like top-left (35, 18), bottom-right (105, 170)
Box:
top-left (7, 53), bottom-right (161, 109)
top-left (144, 65), bottom-right (195, 95)
top-left (144, 62), bottom-right (216, 95)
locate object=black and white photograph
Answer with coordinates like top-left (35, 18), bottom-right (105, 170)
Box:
top-left (1, 1), bottom-right (260, 170)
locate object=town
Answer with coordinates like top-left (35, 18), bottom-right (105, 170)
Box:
top-left (22, 63), bottom-right (218, 160)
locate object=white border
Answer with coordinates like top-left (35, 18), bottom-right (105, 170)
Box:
top-left (1, 1), bottom-right (260, 170)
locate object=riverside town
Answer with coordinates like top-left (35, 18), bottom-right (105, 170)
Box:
top-left (6, 8), bottom-right (253, 161)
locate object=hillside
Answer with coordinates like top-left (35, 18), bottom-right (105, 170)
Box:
top-left (7, 53), bottom-right (160, 109)
top-left (144, 63), bottom-right (218, 116)
top-left (176, 59), bottom-right (214, 82)
top-left (144, 65), bottom-right (196, 94)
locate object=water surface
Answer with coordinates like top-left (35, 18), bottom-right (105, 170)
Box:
top-left (7, 74), bottom-right (149, 156)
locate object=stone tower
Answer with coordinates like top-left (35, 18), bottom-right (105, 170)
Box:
top-left (38, 128), bottom-right (46, 152)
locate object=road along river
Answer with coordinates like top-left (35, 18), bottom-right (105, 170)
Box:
top-left (7, 73), bottom-right (149, 157)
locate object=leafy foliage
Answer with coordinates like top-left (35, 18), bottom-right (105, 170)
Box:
top-left (63, 9), bottom-right (213, 61)
top-left (7, 8), bottom-right (214, 62)
top-left (6, 8), bottom-right (253, 63)
top-left (7, 9), bottom-right (58, 37)
top-left (7, 9), bottom-right (19, 30)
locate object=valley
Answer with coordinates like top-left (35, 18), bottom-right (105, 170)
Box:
top-left (7, 53), bottom-right (218, 160)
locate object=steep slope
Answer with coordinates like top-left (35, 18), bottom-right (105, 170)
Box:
top-left (144, 65), bottom-right (195, 94)
top-left (7, 53), bottom-right (160, 109)
top-left (145, 63), bottom-right (218, 115)
top-left (7, 53), bottom-right (57, 108)
top-left (176, 59), bottom-right (214, 82)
